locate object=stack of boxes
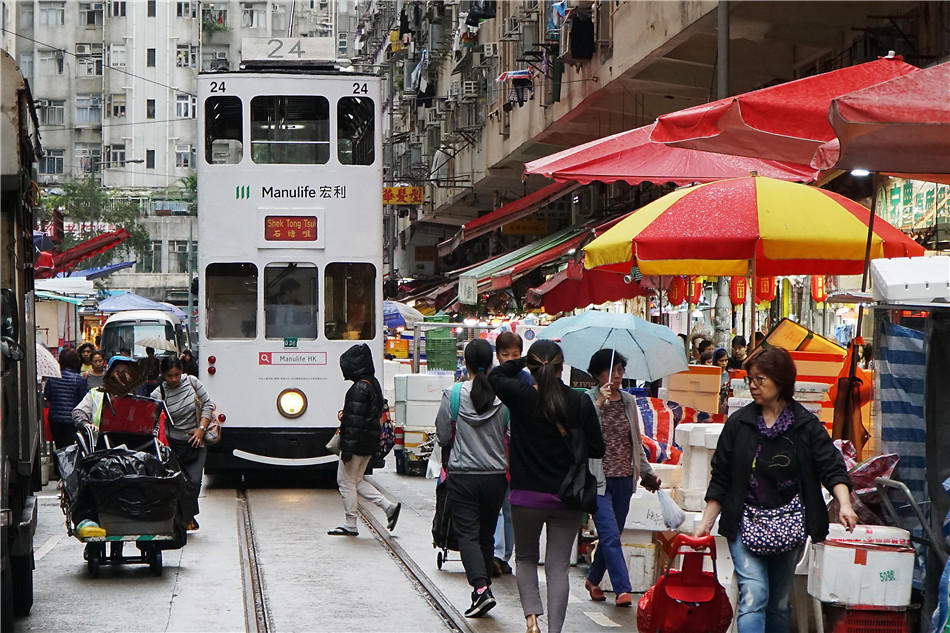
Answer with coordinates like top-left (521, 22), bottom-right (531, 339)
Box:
top-left (673, 423), bottom-right (725, 511)
top-left (659, 365), bottom-right (723, 414)
top-left (392, 373), bottom-right (455, 475)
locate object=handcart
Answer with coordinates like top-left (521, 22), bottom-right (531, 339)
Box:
top-left (56, 394), bottom-right (188, 578)
top-left (429, 439), bottom-right (460, 570)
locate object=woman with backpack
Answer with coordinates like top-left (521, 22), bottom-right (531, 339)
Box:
top-left (327, 343), bottom-right (401, 537)
top-left (435, 339), bottom-right (509, 619)
top-left (489, 340), bottom-right (605, 633)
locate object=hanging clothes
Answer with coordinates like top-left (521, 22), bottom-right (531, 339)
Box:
top-left (569, 14), bottom-right (595, 60)
top-left (509, 78), bottom-right (534, 107)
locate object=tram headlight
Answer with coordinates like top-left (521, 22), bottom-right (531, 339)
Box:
top-left (277, 388), bottom-right (307, 418)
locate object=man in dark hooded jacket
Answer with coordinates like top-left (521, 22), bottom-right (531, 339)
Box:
top-left (328, 343), bottom-right (402, 536)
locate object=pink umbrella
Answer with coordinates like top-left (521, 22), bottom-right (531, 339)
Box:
top-left (524, 122), bottom-right (819, 185)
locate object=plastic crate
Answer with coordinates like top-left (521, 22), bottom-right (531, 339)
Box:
top-left (425, 338), bottom-right (458, 370)
top-left (825, 605), bottom-right (915, 633)
top-left (385, 339), bottom-right (410, 359)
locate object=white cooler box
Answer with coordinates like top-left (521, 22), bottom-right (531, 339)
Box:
top-left (807, 540), bottom-right (914, 606)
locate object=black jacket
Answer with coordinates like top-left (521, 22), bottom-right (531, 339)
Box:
top-left (706, 400), bottom-right (852, 542)
top-left (339, 344), bottom-right (383, 461)
top-left (488, 359), bottom-right (605, 496)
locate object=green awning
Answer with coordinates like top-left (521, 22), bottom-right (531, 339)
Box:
top-left (35, 290), bottom-right (85, 305)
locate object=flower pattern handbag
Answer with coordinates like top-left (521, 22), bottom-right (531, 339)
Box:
top-left (740, 494), bottom-right (807, 556)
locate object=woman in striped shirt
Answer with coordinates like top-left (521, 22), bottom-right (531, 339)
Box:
top-left (151, 356), bottom-right (215, 530)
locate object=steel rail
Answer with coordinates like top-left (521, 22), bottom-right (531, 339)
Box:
top-left (237, 488), bottom-right (273, 633)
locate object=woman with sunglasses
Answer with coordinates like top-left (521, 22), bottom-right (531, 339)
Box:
top-left (694, 346), bottom-right (857, 633)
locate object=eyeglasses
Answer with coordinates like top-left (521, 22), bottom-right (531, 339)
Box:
top-left (745, 375), bottom-right (769, 386)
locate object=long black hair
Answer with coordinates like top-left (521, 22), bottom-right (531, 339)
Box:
top-left (159, 355), bottom-right (183, 376)
top-left (525, 339), bottom-right (568, 429)
top-left (464, 338), bottom-right (496, 414)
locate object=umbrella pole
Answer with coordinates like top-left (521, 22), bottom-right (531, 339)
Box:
top-left (750, 258), bottom-right (757, 351)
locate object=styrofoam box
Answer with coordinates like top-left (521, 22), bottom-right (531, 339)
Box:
top-left (407, 373), bottom-right (455, 401)
top-left (650, 463), bottom-right (682, 489)
top-left (382, 359), bottom-right (411, 392)
top-left (397, 401), bottom-right (441, 427)
top-left (827, 523), bottom-right (912, 547)
top-left (871, 255), bottom-right (950, 303)
top-left (808, 542), bottom-right (914, 606)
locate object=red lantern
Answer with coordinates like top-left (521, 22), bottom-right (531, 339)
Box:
top-left (755, 276), bottom-right (776, 303)
top-left (686, 277), bottom-right (702, 304)
top-left (729, 277), bottom-right (747, 306)
top-left (667, 276), bottom-right (685, 306)
top-left (811, 275), bottom-right (827, 303)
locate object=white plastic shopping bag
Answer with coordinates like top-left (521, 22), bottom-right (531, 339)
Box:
top-left (657, 489), bottom-right (686, 530)
top-left (426, 441), bottom-right (442, 479)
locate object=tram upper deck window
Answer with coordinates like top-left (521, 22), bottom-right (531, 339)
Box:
top-left (251, 96), bottom-right (329, 164)
top-left (205, 96), bottom-right (243, 164)
top-left (325, 263), bottom-right (376, 341)
top-left (264, 263), bottom-right (318, 340)
top-left (205, 263), bottom-right (258, 339)
top-left (337, 97), bottom-right (375, 165)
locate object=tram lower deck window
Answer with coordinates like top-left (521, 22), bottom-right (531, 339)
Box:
top-left (264, 263), bottom-right (318, 340)
top-left (205, 263), bottom-right (258, 339)
top-left (325, 263), bottom-right (376, 340)
top-left (251, 96), bottom-right (329, 164)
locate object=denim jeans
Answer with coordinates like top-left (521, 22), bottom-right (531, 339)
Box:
top-left (728, 537), bottom-right (805, 633)
top-left (493, 488), bottom-right (513, 561)
top-left (587, 475), bottom-right (634, 594)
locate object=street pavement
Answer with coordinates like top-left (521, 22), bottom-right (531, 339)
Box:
top-left (16, 463), bottom-right (640, 632)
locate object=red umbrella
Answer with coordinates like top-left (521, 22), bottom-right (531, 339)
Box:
top-left (525, 260), bottom-right (650, 315)
top-left (650, 56), bottom-right (919, 166)
top-left (811, 61), bottom-right (950, 178)
top-left (35, 228), bottom-right (131, 279)
top-left (524, 122), bottom-right (819, 185)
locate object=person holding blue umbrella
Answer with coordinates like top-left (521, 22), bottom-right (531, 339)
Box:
top-left (583, 349), bottom-right (660, 607)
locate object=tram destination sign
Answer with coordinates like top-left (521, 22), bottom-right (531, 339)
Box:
top-left (264, 215), bottom-right (317, 241)
top-left (242, 38), bottom-right (335, 63)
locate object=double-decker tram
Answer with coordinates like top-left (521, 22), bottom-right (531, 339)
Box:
top-left (196, 40), bottom-right (382, 471)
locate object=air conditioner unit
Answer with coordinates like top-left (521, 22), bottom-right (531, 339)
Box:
top-left (215, 51), bottom-right (228, 59)
top-left (442, 99), bottom-right (455, 111)
top-left (483, 42), bottom-right (499, 57)
top-left (425, 109), bottom-right (440, 126)
top-left (35, 99), bottom-right (49, 108)
top-left (76, 44), bottom-right (91, 55)
top-left (558, 20), bottom-right (572, 61)
top-left (462, 81), bottom-right (478, 97)
top-left (449, 81), bottom-right (460, 97)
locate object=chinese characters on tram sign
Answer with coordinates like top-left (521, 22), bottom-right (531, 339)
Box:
top-left (264, 216), bottom-right (318, 241)
top-left (382, 186), bottom-right (424, 205)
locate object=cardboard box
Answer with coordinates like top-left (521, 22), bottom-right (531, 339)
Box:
top-left (808, 542), bottom-right (914, 606)
top-left (664, 365), bottom-right (723, 394)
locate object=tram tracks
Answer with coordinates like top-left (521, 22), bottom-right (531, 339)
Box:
top-left (237, 488), bottom-right (273, 633)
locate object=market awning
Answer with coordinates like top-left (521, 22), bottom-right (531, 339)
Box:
top-left (59, 260), bottom-right (136, 280)
top-left (457, 216), bottom-right (622, 305)
top-left (34, 229), bottom-right (131, 279)
top-left (35, 290), bottom-right (85, 305)
top-left (437, 181), bottom-right (579, 257)
top-left (525, 261), bottom-right (650, 314)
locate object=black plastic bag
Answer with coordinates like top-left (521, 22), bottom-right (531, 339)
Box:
top-left (80, 447), bottom-right (184, 522)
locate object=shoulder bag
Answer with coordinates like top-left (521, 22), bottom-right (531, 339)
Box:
top-left (554, 419), bottom-right (597, 512)
top-left (188, 376), bottom-right (222, 446)
top-left (739, 438), bottom-right (806, 556)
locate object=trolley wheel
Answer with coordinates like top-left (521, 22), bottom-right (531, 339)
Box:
top-left (437, 551), bottom-right (444, 570)
top-left (87, 544), bottom-right (102, 578)
top-left (148, 547), bottom-right (163, 576)
top-left (109, 541), bottom-right (124, 562)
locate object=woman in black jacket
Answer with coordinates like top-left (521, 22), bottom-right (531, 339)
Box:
top-left (328, 344), bottom-right (401, 536)
top-left (489, 340), bottom-right (605, 633)
top-left (694, 346), bottom-right (857, 633)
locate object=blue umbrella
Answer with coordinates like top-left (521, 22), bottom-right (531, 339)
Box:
top-left (383, 300), bottom-right (425, 329)
top-left (541, 311), bottom-right (687, 381)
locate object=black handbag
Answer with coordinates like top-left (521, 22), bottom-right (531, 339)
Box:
top-left (555, 421), bottom-right (597, 512)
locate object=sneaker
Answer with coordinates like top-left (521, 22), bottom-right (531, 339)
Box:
top-left (585, 579), bottom-right (606, 602)
top-left (615, 592), bottom-right (633, 607)
top-left (499, 559), bottom-right (513, 575)
top-left (492, 558), bottom-right (503, 578)
top-left (464, 588), bottom-right (496, 618)
top-left (386, 503), bottom-right (402, 531)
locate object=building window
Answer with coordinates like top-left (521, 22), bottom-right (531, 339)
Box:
top-left (75, 44), bottom-right (103, 76)
top-left (39, 2), bottom-right (65, 26)
top-left (79, 2), bottom-right (103, 26)
top-left (176, 45), bottom-right (198, 68)
top-left (147, 0), bottom-right (156, 17)
top-left (202, 49), bottom-right (230, 72)
top-left (39, 149), bottom-right (64, 174)
top-left (146, 149), bottom-right (155, 169)
top-left (175, 144), bottom-right (193, 168)
top-left (167, 240), bottom-right (196, 273)
top-left (40, 100), bottom-right (65, 126)
top-left (18, 53), bottom-right (33, 79)
top-left (146, 99), bottom-right (155, 119)
top-left (146, 48), bottom-right (156, 67)
top-left (106, 94), bottom-right (125, 118)
top-left (271, 4), bottom-right (286, 31)
top-left (37, 49), bottom-right (64, 75)
top-left (176, 94), bottom-right (196, 118)
top-left (75, 94), bottom-right (102, 125)
top-left (75, 143), bottom-right (102, 173)
top-left (110, 1), bottom-right (125, 17)
top-left (19, 4), bottom-right (34, 28)
top-left (202, 5), bottom-right (227, 27)
top-left (205, 263), bottom-right (258, 340)
top-left (177, 1), bottom-right (195, 18)
top-left (241, 3), bottom-right (265, 28)
top-left (105, 144), bottom-right (125, 167)
top-left (109, 44), bottom-right (126, 67)
top-left (140, 240), bottom-right (162, 273)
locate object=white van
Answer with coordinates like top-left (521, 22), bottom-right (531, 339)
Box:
top-left (99, 310), bottom-right (191, 361)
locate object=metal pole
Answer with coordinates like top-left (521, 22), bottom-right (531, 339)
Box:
top-left (188, 221), bottom-right (195, 337)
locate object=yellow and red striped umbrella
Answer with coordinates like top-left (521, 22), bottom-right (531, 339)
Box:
top-left (584, 176), bottom-right (924, 277)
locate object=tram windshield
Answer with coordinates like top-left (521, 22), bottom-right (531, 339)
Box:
top-left (264, 263), bottom-right (318, 340)
top-left (205, 262), bottom-right (258, 339)
top-left (250, 96), bottom-right (329, 164)
top-left (324, 263), bottom-right (375, 341)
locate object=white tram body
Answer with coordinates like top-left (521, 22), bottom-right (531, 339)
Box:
top-left (196, 56), bottom-right (382, 471)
